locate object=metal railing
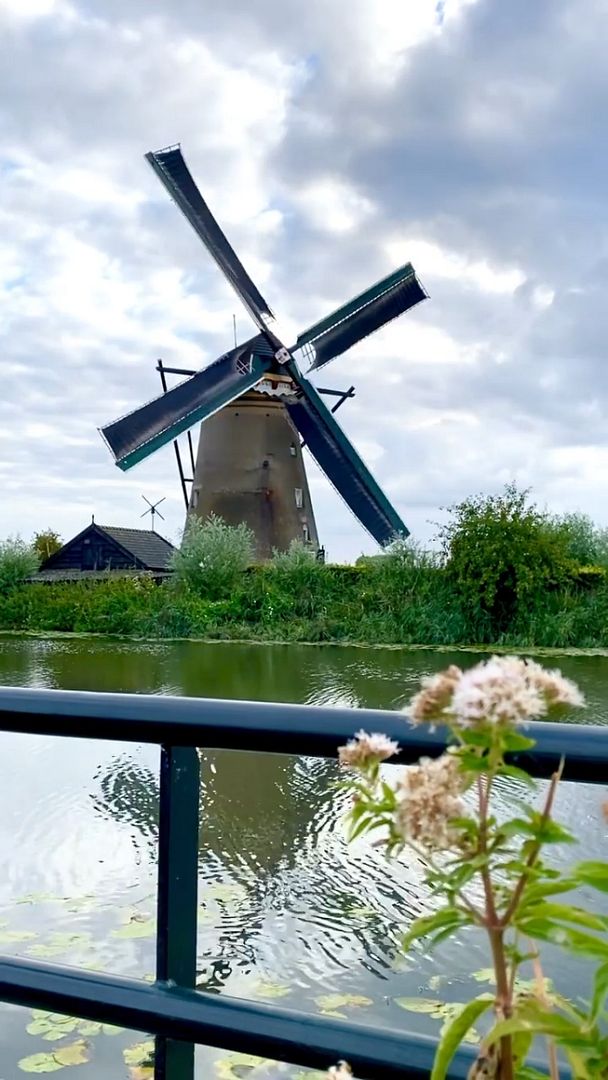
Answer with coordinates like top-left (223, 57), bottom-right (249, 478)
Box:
top-left (0, 686), bottom-right (606, 1079)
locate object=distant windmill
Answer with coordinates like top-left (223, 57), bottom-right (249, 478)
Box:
top-left (101, 145), bottom-right (429, 559)
top-left (141, 495), bottom-right (165, 532)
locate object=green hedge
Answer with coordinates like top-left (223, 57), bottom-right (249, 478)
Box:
top-left (1, 556), bottom-right (607, 648)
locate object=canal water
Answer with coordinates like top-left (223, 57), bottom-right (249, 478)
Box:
top-left (0, 635), bottom-right (606, 1078)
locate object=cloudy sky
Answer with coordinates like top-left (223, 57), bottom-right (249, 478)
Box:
top-left (1, 0), bottom-right (607, 561)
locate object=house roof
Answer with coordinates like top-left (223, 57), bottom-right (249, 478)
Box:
top-left (33, 568), bottom-right (171, 583)
top-left (97, 526), bottom-right (175, 570)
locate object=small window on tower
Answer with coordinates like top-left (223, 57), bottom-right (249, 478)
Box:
top-left (290, 443), bottom-right (297, 457)
top-left (302, 524), bottom-right (310, 543)
top-left (192, 488), bottom-right (200, 509)
top-left (294, 488), bottom-right (303, 508)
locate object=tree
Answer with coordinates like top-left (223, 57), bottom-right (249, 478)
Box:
top-left (170, 514), bottom-right (255, 599)
top-left (437, 483), bottom-right (571, 635)
top-left (0, 537), bottom-right (40, 594)
top-left (33, 529), bottom-right (62, 562)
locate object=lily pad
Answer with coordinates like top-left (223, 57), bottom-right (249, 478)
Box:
top-left (0, 929), bottom-right (38, 944)
top-left (26, 1015), bottom-right (78, 1040)
top-left (205, 883), bottom-right (248, 905)
top-left (113, 913), bottom-right (156, 939)
top-left (123, 1040), bottom-right (154, 1067)
top-left (471, 968), bottom-right (495, 983)
top-left (27, 1011), bottom-right (123, 1041)
top-left (26, 933), bottom-right (92, 960)
top-left (18, 1053), bottom-right (64, 1073)
top-left (18, 1040), bottom-right (90, 1072)
top-left (251, 979), bottom-right (291, 1000)
top-left (215, 1052), bottom-right (269, 1080)
top-left (315, 993), bottom-right (373, 1015)
top-left (17, 893), bottom-right (61, 906)
top-left (53, 1042), bottom-right (90, 1067)
top-left (395, 997), bottom-right (445, 1015)
top-left (345, 903), bottom-right (377, 919)
top-left (395, 998), bottom-right (481, 1044)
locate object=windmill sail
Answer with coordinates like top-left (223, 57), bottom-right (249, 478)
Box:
top-left (146, 147), bottom-right (274, 331)
top-left (101, 337), bottom-right (273, 471)
top-left (284, 370), bottom-right (408, 546)
top-left (295, 263), bottom-right (426, 372)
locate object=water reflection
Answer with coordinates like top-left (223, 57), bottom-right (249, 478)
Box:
top-left (0, 634), bottom-right (605, 1070)
top-left (91, 744), bottom-right (425, 992)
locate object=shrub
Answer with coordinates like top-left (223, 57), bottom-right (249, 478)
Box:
top-left (437, 483), bottom-right (572, 638)
top-left (544, 511), bottom-right (608, 568)
top-left (0, 537), bottom-right (40, 595)
top-left (170, 515), bottom-right (255, 599)
top-left (32, 529), bottom-right (62, 562)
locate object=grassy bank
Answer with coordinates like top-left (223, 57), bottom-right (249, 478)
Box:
top-left (4, 487), bottom-right (608, 648)
top-left (1, 561), bottom-right (608, 648)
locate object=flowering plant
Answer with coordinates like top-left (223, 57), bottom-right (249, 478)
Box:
top-left (335, 657), bottom-right (608, 1079)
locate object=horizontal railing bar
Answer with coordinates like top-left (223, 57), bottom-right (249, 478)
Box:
top-left (0, 957), bottom-right (567, 1080)
top-left (0, 687), bottom-right (606, 782)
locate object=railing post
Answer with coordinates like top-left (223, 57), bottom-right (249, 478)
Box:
top-left (155, 745), bottom-right (200, 1080)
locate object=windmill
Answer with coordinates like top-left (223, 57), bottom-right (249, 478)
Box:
top-left (100, 145), bottom-right (428, 560)
top-left (140, 495), bottom-right (165, 531)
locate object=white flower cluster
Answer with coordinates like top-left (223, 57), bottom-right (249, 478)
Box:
top-left (395, 752), bottom-right (466, 851)
top-left (338, 730), bottom-right (399, 769)
top-left (327, 1063), bottom-right (352, 1080)
top-left (410, 656), bottom-right (584, 729)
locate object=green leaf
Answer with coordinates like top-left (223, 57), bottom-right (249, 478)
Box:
top-left (112, 915), bottom-right (156, 939)
top-left (76, 1022), bottom-right (101, 1037)
top-left (502, 732), bottom-right (536, 752)
top-left (487, 1009), bottom-right (584, 1043)
top-left (17, 1053), bottom-right (64, 1073)
top-left (590, 961), bottom-right (608, 1024)
top-left (53, 1042), bottom-right (90, 1067)
top-left (123, 1041), bottom-right (155, 1067)
top-left (315, 993), bottom-right (372, 1014)
top-left (25, 1016), bottom-right (78, 1041)
top-left (0, 929), bottom-right (37, 944)
top-left (214, 1052), bottom-right (269, 1080)
top-left (516, 918), bottom-right (608, 959)
top-left (402, 908), bottom-right (469, 950)
top-left (498, 765), bottom-right (536, 787)
top-left (523, 901), bottom-right (608, 932)
top-left (471, 968), bottom-right (495, 984)
top-left (394, 997), bottom-right (444, 1015)
top-left (572, 861), bottom-right (608, 893)
top-left (430, 995), bottom-right (494, 1080)
top-left (18, 1039), bottom-right (90, 1073)
top-left (521, 877), bottom-right (578, 904)
top-left (250, 979), bottom-right (291, 1000)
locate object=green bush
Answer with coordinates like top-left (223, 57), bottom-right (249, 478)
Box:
top-left (0, 537), bottom-right (40, 595)
top-left (170, 515), bottom-right (255, 599)
top-left (544, 511), bottom-right (608, 568)
top-left (32, 529), bottom-right (62, 562)
top-left (437, 483), bottom-right (572, 639)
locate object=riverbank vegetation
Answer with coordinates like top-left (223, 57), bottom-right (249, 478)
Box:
top-left (2, 487), bottom-right (608, 648)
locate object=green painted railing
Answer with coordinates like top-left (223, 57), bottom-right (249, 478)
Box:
top-left (1, 687), bottom-right (604, 1078)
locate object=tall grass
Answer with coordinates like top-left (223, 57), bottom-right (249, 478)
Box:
top-left (2, 552), bottom-right (607, 648)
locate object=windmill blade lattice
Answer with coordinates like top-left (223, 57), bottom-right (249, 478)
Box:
top-left (294, 263), bottom-right (426, 372)
top-left (284, 369), bottom-right (407, 546)
top-left (146, 147), bottom-right (275, 331)
top-left (101, 336), bottom-right (273, 471)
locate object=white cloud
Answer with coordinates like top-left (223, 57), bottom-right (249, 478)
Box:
top-left (386, 236), bottom-right (526, 295)
top-left (292, 177), bottom-right (375, 234)
top-left (1, 0), bottom-right (608, 559)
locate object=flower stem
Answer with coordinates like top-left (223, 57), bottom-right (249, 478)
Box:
top-left (488, 928), bottom-right (514, 1080)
